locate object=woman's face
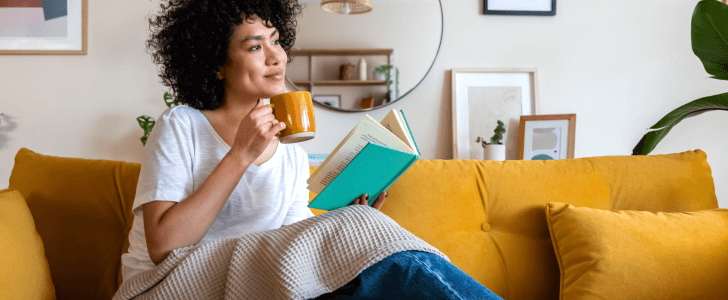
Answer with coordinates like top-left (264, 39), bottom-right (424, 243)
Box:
top-left (220, 15), bottom-right (287, 102)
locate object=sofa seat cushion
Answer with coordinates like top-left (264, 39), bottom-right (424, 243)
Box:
top-left (0, 189), bottom-right (55, 300)
top-left (546, 202), bottom-right (728, 300)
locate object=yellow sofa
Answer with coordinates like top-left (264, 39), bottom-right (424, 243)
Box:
top-left (3, 147), bottom-right (721, 299)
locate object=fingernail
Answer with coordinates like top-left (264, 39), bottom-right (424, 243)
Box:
top-left (385, 192), bottom-right (389, 197)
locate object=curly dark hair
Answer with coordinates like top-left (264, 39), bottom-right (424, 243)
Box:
top-left (147, 0), bottom-right (303, 110)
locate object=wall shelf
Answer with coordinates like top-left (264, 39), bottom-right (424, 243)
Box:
top-left (289, 49), bottom-right (393, 86)
top-left (291, 80), bottom-right (387, 86)
top-left (290, 48), bottom-right (393, 57)
top-left (288, 48), bottom-right (395, 110)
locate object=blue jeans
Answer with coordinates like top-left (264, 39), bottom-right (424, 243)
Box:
top-left (312, 251), bottom-right (503, 300)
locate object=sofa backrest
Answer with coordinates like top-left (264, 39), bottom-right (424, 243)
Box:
top-left (8, 148), bottom-right (717, 299)
top-left (9, 148), bottom-right (140, 300)
top-left (375, 150), bottom-right (717, 299)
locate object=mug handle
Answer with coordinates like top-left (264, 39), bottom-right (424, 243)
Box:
top-left (267, 103), bottom-right (282, 136)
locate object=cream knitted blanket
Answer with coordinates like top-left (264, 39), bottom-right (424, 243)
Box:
top-left (113, 205), bottom-right (447, 300)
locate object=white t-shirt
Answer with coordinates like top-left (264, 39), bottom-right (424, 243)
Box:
top-left (121, 105), bottom-right (314, 281)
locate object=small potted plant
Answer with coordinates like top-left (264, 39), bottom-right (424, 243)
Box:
top-left (373, 65), bottom-right (399, 100)
top-left (475, 120), bottom-right (506, 161)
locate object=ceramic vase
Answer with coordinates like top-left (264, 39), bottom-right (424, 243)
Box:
top-left (358, 58), bottom-right (367, 80)
top-left (483, 144), bottom-right (506, 161)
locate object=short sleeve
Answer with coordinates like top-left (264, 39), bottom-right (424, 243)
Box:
top-left (132, 107), bottom-right (196, 215)
top-left (282, 145), bottom-right (314, 225)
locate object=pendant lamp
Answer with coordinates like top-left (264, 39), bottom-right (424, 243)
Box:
top-left (320, 0), bottom-right (372, 15)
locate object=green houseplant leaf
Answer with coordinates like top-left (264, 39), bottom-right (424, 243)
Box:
top-left (137, 115), bottom-right (155, 146)
top-left (633, 0), bottom-right (728, 155)
top-left (137, 92), bottom-right (177, 146)
top-left (692, 0), bottom-right (728, 80)
top-left (490, 120), bottom-right (506, 145)
top-left (632, 92), bottom-right (728, 155)
top-left (164, 92), bottom-right (179, 108)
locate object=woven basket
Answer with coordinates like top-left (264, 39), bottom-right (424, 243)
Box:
top-left (340, 63), bottom-right (355, 80)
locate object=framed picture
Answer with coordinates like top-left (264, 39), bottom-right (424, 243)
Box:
top-left (313, 95), bottom-right (341, 108)
top-left (0, 0), bottom-right (88, 55)
top-left (452, 68), bottom-right (538, 160)
top-left (518, 114), bottom-right (575, 160)
top-left (483, 0), bottom-right (556, 16)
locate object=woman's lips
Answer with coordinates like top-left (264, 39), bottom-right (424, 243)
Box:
top-left (265, 71), bottom-right (284, 80)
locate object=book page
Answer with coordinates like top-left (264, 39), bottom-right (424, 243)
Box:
top-left (308, 124), bottom-right (359, 181)
top-left (307, 115), bottom-right (415, 194)
top-left (380, 109), bottom-right (419, 156)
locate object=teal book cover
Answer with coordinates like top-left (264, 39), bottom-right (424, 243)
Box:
top-left (308, 143), bottom-right (419, 211)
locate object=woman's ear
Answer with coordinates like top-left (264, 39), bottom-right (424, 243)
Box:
top-left (217, 64), bottom-right (227, 80)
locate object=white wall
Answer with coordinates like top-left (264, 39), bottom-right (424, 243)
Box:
top-left (1, 0), bottom-right (726, 207)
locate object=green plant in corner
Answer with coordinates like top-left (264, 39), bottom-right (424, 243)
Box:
top-left (633, 0), bottom-right (728, 155)
top-left (138, 92), bottom-right (180, 146)
top-left (475, 120), bottom-right (506, 147)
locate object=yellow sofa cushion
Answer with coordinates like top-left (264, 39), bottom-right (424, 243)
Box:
top-left (8, 148), bottom-right (140, 300)
top-left (0, 189), bottom-right (55, 300)
top-left (546, 202), bottom-right (728, 300)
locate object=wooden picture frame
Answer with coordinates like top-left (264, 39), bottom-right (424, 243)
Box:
top-left (451, 68), bottom-right (538, 160)
top-left (483, 0), bottom-right (556, 16)
top-left (0, 0), bottom-right (88, 55)
top-left (313, 94), bottom-right (341, 108)
top-left (518, 114), bottom-right (576, 160)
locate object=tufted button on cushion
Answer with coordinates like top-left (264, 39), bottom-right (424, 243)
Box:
top-left (481, 223), bottom-right (491, 232)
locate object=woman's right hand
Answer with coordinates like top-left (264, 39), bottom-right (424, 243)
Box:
top-left (350, 192), bottom-right (388, 210)
top-left (231, 99), bottom-right (286, 164)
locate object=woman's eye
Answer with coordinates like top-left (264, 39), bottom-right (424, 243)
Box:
top-left (272, 40), bottom-right (280, 45)
top-left (249, 45), bottom-right (261, 51)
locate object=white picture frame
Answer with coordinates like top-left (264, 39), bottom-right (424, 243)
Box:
top-left (0, 0), bottom-right (87, 55)
top-left (313, 95), bottom-right (341, 109)
top-left (518, 114), bottom-right (576, 160)
top-left (452, 68), bottom-right (538, 160)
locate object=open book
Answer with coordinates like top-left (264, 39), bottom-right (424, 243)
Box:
top-left (307, 109), bottom-right (420, 210)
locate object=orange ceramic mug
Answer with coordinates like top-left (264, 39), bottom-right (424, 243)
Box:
top-left (269, 91), bottom-right (316, 144)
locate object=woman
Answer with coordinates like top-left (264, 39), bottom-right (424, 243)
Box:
top-left (122, 0), bottom-right (502, 299)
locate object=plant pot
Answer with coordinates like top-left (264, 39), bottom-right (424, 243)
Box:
top-left (483, 144), bottom-right (506, 161)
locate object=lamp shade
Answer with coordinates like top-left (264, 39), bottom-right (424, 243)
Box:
top-left (320, 0), bottom-right (372, 15)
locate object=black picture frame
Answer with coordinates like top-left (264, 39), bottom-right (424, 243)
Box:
top-left (483, 0), bottom-right (556, 16)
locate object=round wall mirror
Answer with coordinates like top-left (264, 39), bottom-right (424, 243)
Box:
top-left (286, 0), bottom-right (443, 112)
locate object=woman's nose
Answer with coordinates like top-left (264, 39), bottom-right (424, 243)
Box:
top-left (265, 47), bottom-right (284, 66)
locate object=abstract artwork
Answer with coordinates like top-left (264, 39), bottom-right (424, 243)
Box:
top-left (530, 127), bottom-right (561, 160)
top-left (518, 114), bottom-right (576, 160)
top-left (0, 0), bottom-right (86, 54)
top-left (451, 68), bottom-right (538, 160)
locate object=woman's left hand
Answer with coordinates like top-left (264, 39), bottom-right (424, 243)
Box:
top-left (350, 191), bottom-right (388, 210)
